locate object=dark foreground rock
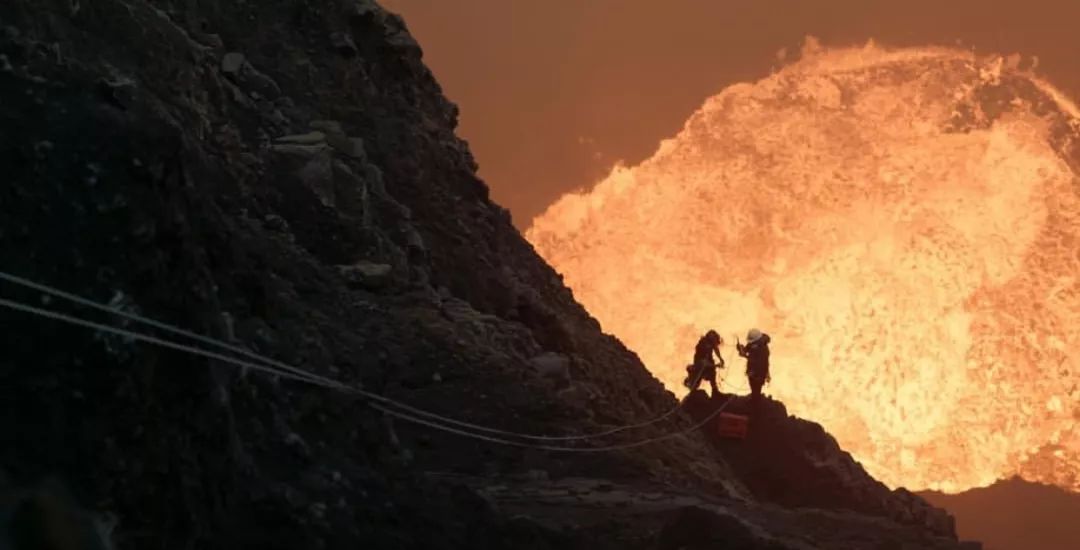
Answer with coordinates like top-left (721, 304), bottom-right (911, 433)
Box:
top-left (0, 0), bottom-right (977, 548)
top-left (684, 390), bottom-right (957, 537)
top-left (437, 474), bottom-right (973, 550)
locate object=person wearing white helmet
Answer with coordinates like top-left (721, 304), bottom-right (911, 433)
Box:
top-left (736, 328), bottom-right (771, 399)
top-left (683, 329), bottom-right (724, 397)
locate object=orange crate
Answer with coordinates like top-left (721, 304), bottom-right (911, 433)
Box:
top-left (716, 412), bottom-right (749, 439)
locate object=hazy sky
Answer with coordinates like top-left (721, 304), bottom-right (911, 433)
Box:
top-left (383, 0), bottom-right (1080, 227)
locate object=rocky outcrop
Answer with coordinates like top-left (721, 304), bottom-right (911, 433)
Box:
top-left (0, 1), bottom-right (978, 549)
top-left (684, 391), bottom-right (957, 537)
top-left (449, 474), bottom-right (974, 550)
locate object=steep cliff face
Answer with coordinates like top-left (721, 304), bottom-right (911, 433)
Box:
top-left (0, 1), bottom-right (976, 549)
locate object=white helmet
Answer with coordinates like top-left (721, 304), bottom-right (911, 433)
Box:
top-left (746, 328), bottom-right (763, 343)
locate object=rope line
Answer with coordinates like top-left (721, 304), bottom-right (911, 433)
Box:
top-left (372, 396), bottom-right (735, 452)
top-left (0, 271), bottom-right (349, 391)
top-left (0, 294), bottom-right (734, 452)
top-left (0, 297), bottom-right (348, 390)
top-left (0, 272), bottom-right (708, 443)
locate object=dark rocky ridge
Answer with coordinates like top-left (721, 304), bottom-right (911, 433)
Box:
top-left (0, 0), bottom-right (976, 548)
top-left (684, 391), bottom-right (955, 536)
top-left (920, 477), bottom-right (1080, 550)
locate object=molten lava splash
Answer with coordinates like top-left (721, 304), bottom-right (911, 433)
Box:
top-left (527, 42), bottom-right (1080, 493)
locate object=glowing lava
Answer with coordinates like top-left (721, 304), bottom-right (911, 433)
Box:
top-left (527, 41), bottom-right (1080, 493)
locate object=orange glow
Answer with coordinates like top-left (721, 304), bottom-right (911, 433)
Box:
top-left (527, 42), bottom-right (1080, 493)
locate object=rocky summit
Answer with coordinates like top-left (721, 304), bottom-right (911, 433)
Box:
top-left (1, 1), bottom-right (979, 549)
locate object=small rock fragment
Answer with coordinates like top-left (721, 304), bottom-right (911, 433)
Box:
top-left (528, 352), bottom-right (571, 384)
top-left (330, 32), bottom-right (358, 57)
top-left (298, 151), bottom-right (336, 207)
top-left (97, 76), bottom-right (137, 110)
top-left (264, 214), bottom-right (290, 232)
top-left (284, 432), bottom-right (311, 460)
top-left (270, 143), bottom-right (329, 158)
top-left (221, 52), bottom-right (246, 75)
top-left (197, 33), bottom-right (224, 50)
top-left (345, 0), bottom-right (381, 21)
top-left (337, 261), bottom-right (393, 289)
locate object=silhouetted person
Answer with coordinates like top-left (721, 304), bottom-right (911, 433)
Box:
top-left (737, 328), bottom-right (771, 400)
top-left (684, 330), bottom-right (724, 397)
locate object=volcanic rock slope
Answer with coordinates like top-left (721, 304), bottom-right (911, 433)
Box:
top-left (0, 1), bottom-right (977, 548)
